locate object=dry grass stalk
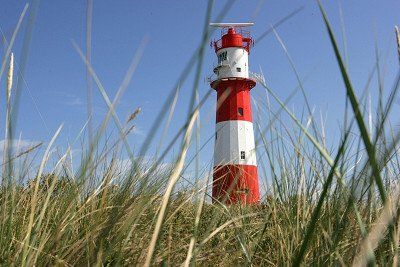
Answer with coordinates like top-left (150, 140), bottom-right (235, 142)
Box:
top-left (144, 101), bottom-right (200, 267)
top-left (3, 52), bottom-right (14, 173)
top-left (352, 187), bottom-right (400, 267)
top-left (6, 53), bottom-right (14, 101)
top-left (395, 26), bottom-right (400, 65)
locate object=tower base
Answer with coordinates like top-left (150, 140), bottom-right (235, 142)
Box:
top-left (212, 164), bottom-right (260, 204)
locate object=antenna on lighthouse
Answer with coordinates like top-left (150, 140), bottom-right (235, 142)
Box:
top-left (209, 22), bottom-right (254, 28)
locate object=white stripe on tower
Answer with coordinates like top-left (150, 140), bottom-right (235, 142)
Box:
top-left (214, 120), bottom-right (257, 166)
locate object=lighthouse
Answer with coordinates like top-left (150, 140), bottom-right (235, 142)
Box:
top-left (210, 23), bottom-right (260, 204)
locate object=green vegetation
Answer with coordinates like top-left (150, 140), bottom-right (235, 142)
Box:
top-left (1, 1), bottom-right (400, 266)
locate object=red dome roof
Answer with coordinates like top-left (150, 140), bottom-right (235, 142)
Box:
top-left (212, 27), bottom-right (253, 53)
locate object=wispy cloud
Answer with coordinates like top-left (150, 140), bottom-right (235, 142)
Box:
top-left (130, 125), bottom-right (144, 136)
top-left (0, 139), bottom-right (43, 168)
top-left (54, 91), bottom-right (85, 107)
top-left (0, 139), bottom-right (42, 154)
top-left (65, 96), bottom-right (84, 106)
top-left (115, 156), bottom-right (173, 175)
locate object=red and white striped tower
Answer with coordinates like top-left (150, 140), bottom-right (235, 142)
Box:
top-left (210, 23), bottom-right (260, 204)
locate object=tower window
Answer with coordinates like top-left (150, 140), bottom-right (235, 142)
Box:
top-left (236, 67), bottom-right (241, 72)
top-left (238, 107), bottom-right (244, 116)
top-left (215, 132), bottom-right (217, 140)
top-left (218, 51), bottom-right (227, 63)
top-left (240, 151), bottom-right (246, 160)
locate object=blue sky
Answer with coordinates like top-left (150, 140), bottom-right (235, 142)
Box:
top-left (0, 0), bottom-right (399, 182)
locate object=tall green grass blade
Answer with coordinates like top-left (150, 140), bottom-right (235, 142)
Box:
top-left (316, 0), bottom-right (387, 203)
top-left (292, 130), bottom-right (350, 266)
top-left (144, 2), bottom-right (213, 265)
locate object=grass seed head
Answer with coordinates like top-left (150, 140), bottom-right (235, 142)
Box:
top-left (127, 107), bottom-right (142, 123)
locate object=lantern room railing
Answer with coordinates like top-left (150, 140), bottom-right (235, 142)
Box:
top-left (211, 27), bottom-right (253, 53)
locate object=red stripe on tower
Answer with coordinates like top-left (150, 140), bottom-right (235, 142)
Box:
top-left (210, 24), bottom-right (260, 204)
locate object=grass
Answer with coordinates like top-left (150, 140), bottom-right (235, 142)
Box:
top-left (1, 1), bottom-right (400, 266)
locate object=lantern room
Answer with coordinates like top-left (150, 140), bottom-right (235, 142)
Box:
top-left (211, 27), bottom-right (254, 80)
